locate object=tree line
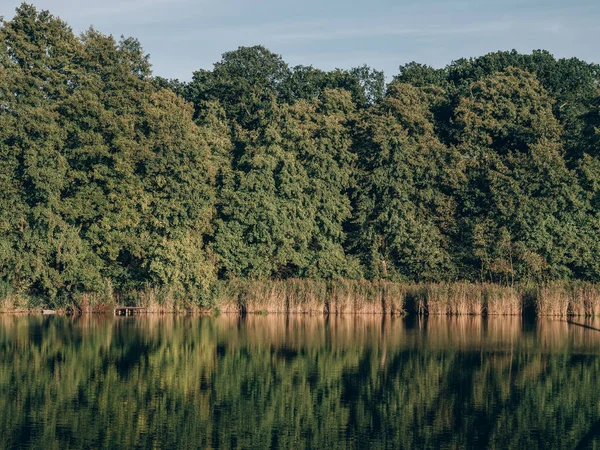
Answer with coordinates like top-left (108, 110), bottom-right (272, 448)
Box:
top-left (1, 4), bottom-right (600, 303)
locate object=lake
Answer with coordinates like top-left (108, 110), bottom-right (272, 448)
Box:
top-left (1, 314), bottom-right (599, 449)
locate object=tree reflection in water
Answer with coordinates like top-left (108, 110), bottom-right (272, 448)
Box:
top-left (0, 315), bottom-right (599, 449)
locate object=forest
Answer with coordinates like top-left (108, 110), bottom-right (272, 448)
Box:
top-left (1, 4), bottom-right (600, 309)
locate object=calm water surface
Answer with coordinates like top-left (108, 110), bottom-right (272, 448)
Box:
top-left (1, 314), bottom-right (600, 449)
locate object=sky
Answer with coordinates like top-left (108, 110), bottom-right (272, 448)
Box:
top-left (1, 0), bottom-right (598, 81)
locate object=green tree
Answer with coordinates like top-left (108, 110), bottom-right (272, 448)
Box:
top-left (0, 5), bottom-right (217, 302)
top-left (213, 90), bottom-right (359, 279)
top-left (0, 4), bottom-right (103, 299)
top-left (351, 82), bottom-right (457, 281)
top-left (184, 46), bottom-right (291, 128)
top-left (453, 68), bottom-right (598, 281)
top-left (285, 65), bottom-right (384, 107)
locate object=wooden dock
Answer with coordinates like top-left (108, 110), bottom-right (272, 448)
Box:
top-left (114, 306), bottom-right (147, 316)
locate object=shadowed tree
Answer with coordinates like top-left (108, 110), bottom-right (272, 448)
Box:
top-left (351, 82), bottom-right (457, 281)
top-left (452, 68), bottom-right (599, 281)
top-left (213, 89), bottom-right (360, 279)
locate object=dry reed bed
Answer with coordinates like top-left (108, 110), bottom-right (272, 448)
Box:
top-left (536, 282), bottom-right (600, 317)
top-left (0, 295), bottom-right (34, 313)
top-left (78, 287), bottom-right (212, 314)
top-left (411, 282), bottom-right (600, 317)
top-left (214, 281), bottom-right (523, 316)
top-left (4, 280), bottom-right (600, 316)
top-left (213, 279), bottom-right (407, 315)
top-left (409, 283), bottom-right (521, 316)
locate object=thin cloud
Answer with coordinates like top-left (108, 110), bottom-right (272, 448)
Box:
top-left (156, 16), bottom-right (572, 45)
top-left (6, 0), bottom-right (209, 23)
top-left (269, 21), bottom-right (516, 42)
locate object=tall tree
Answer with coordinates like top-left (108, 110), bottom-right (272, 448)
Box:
top-left (213, 90), bottom-right (359, 279)
top-left (351, 82), bottom-right (457, 281)
top-left (0, 5), bottom-right (217, 301)
top-left (185, 46), bottom-right (291, 128)
top-left (452, 68), bottom-right (598, 281)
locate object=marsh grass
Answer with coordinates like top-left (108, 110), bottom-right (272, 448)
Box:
top-left (6, 279), bottom-right (600, 316)
top-left (534, 282), bottom-right (600, 317)
top-left (0, 294), bottom-right (32, 313)
top-left (420, 283), bottom-right (452, 315)
top-left (485, 284), bottom-right (522, 315)
top-left (0, 281), bottom-right (31, 312)
top-left (213, 280), bottom-right (292, 314)
top-left (566, 282), bottom-right (600, 316)
top-left (410, 282), bottom-right (514, 316)
top-left (536, 282), bottom-right (570, 317)
top-left (126, 286), bottom-right (214, 314)
top-left (328, 280), bottom-right (406, 315)
top-left (75, 279), bottom-right (116, 314)
top-left (284, 279), bottom-right (327, 314)
top-left (212, 279), bottom-right (407, 315)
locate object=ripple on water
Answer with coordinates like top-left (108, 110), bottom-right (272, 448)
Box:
top-left (1, 314), bottom-right (600, 449)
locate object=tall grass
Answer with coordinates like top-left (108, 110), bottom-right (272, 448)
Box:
top-left (212, 279), bottom-right (407, 315)
top-left (5, 279), bottom-right (600, 316)
top-left (328, 280), bottom-right (406, 315)
top-left (485, 284), bottom-right (522, 315)
top-left (536, 282), bottom-right (570, 317)
top-left (408, 282), bottom-right (520, 316)
top-left (214, 280), bottom-right (600, 317)
top-left (0, 294), bottom-right (31, 313)
top-left (419, 282), bottom-right (485, 315)
top-left (535, 281), bottom-right (600, 317)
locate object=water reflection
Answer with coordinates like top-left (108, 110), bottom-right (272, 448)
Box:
top-left (0, 314), bottom-right (599, 449)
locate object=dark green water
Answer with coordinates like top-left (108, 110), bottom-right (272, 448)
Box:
top-left (1, 315), bottom-right (600, 449)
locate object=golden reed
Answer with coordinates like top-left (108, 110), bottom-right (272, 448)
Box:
top-left (3, 280), bottom-right (600, 316)
top-left (409, 282), bottom-right (520, 316)
top-left (213, 279), bottom-right (407, 315)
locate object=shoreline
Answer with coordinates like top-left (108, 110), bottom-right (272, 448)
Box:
top-left (2, 279), bottom-right (600, 318)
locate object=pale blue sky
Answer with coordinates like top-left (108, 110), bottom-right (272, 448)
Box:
top-left (2, 0), bottom-right (598, 80)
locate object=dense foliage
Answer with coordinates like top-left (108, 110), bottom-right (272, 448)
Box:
top-left (2, 4), bottom-right (600, 303)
